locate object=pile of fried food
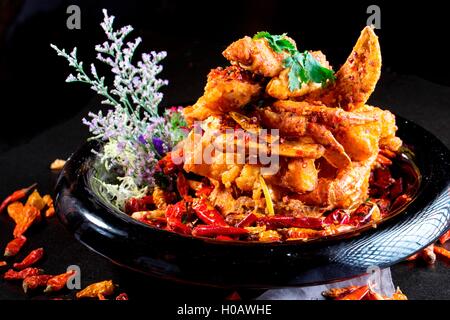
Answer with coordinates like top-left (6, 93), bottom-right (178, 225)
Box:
top-left (125, 26), bottom-right (416, 242)
top-left (0, 183), bottom-right (127, 300)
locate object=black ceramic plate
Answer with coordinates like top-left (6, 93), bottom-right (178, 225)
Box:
top-left (55, 116), bottom-right (450, 288)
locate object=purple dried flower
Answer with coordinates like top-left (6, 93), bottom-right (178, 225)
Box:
top-left (138, 135), bottom-right (147, 145)
top-left (152, 137), bottom-right (165, 156)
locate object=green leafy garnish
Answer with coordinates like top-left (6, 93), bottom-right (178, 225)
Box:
top-left (253, 31), bottom-right (335, 91)
top-left (253, 31), bottom-right (296, 53)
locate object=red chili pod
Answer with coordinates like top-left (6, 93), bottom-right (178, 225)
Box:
top-left (258, 216), bottom-right (323, 230)
top-left (13, 248), bottom-right (44, 270)
top-left (166, 201), bottom-right (192, 235)
top-left (44, 270), bottom-right (76, 293)
top-left (115, 293), bottom-right (129, 300)
top-left (4, 235), bottom-right (27, 257)
top-left (192, 225), bottom-right (248, 238)
top-left (4, 267), bottom-right (43, 280)
top-left (192, 198), bottom-right (228, 227)
top-left (0, 183), bottom-right (37, 213)
top-left (23, 275), bottom-right (53, 293)
top-left (236, 213), bottom-right (258, 228)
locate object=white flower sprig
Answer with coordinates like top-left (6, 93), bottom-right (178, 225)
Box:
top-left (51, 9), bottom-right (187, 208)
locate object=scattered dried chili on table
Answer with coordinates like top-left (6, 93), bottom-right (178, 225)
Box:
top-left (335, 285), bottom-right (369, 300)
top-left (25, 190), bottom-right (46, 210)
top-left (0, 183), bottom-right (37, 213)
top-left (434, 246), bottom-right (450, 260)
top-left (13, 248), bottom-right (44, 270)
top-left (4, 268), bottom-right (43, 280)
top-left (9, 204), bottom-right (41, 238)
top-left (76, 280), bottom-right (115, 299)
top-left (115, 293), bottom-right (129, 300)
top-left (42, 194), bottom-right (55, 218)
top-left (439, 230), bottom-right (450, 245)
top-left (23, 275), bottom-right (53, 293)
top-left (4, 235), bottom-right (27, 257)
top-left (0, 261), bottom-right (7, 267)
top-left (44, 270), bottom-right (76, 293)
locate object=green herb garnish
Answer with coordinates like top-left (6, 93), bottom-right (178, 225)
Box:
top-left (253, 31), bottom-right (335, 91)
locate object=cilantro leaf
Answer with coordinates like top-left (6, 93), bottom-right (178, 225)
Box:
top-left (253, 32), bottom-right (295, 54)
top-left (304, 52), bottom-right (336, 86)
top-left (253, 31), bottom-right (336, 91)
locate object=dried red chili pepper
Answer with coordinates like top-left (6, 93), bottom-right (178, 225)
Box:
top-left (379, 148), bottom-right (397, 159)
top-left (236, 213), bottom-right (258, 228)
top-left (195, 184), bottom-right (214, 198)
top-left (335, 285), bottom-right (369, 300)
top-left (257, 216), bottom-right (323, 230)
top-left (0, 261), bottom-right (6, 267)
top-left (434, 246), bottom-right (450, 260)
top-left (372, 168), bottom-right (395, 190)
top-left (23, 275), bottom-right (53, 293)
top-left (124, 196), bottom-right (154, 214)
top-left (192, 198), bottom-right (227, 226)
top-left (42, 194), bottom-right (55, 218)
top-left (349, 203), bottom-right (375, 226)
top-left (76, 280), bottom-right (115, 299)
top-left (176, 172), bottom-right (190, 199)
top-left (26, 190), bottom-right (46, 210)
top-left (376, 153), bottom-right (392, 166)
top-left (166, 201), bottom-right (192, 235)
top-left (44, 270), bottom-right (76, 293)
top-left (389, 177), bottom-right (404, 199)
top-left (4, 268), bottom-right (43, 280)
top-left (390, 288), bottom-right (408, 300)
top-left (215, 235), bottom-right (235, 241)
top-left (115, 293), bottom-right (129, 300)
top-left (322, 285), bottom-right (360, 299)
top-left (156, 151), bottom-right (182, 175)
top-left (323, 210), bottom-right (350, 226)
top-left (4, 235), bottom-right (27, 257)
top-left (192, 225), bottom-right (248, 238)
top-left (439, 230), bottom-right (450, 245)
top-left (0, 183), bottom-right (37, 213)
top-left (365, 289), bottom-right (387, 300)
top-left (391, 194), bottom-right (411, 211)
top-left (374, 198), bottom-right (391, 217)
top-left (13, 248), bottom-right (44, 270)
top-left (225, 291), bottom-right (241, 301)
top-left (9, 204), bottom-right (41, 238)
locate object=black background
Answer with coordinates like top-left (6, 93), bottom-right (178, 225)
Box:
top-left (0, 0), bottom-right (450, 300)
top-left (1, 0), bottom-right (450, 151)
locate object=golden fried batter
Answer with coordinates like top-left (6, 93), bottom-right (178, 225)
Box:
top-left (223, 36), bottom-right (295, 77)
top-left (306, 26), bottom-right (382, 110)
top-left (183, 66), bottom-right (262, 125)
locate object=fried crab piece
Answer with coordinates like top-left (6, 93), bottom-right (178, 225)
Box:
top-left (265, 158), bottom-right (318, 194)
top-left (334, 105), bottom-right (402, 161)
top-left (294, 154), bottom-right (376, 209)
top-left (266, 51), bottom-right (332, 100)
top-left (222, 36), bottom-right (296, 77)
top-left (271, 100), bottom-right (379, 128)
top-left (259, 100), bottom-right (380, 168)
top-left (306, 26), bottom-right (382, 110)
top-left (183, 66), bottom-right (262, 125)
top-left (182, 117), bottom-right (243, 185)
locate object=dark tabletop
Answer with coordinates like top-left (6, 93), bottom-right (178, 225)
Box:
top-left (1, 0), bottom-right (450, 300)
top-left (0, 72), bottom-right (449, 300)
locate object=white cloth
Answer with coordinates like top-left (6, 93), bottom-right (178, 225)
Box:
top-left (256, 268), bottom-right (395, 300)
